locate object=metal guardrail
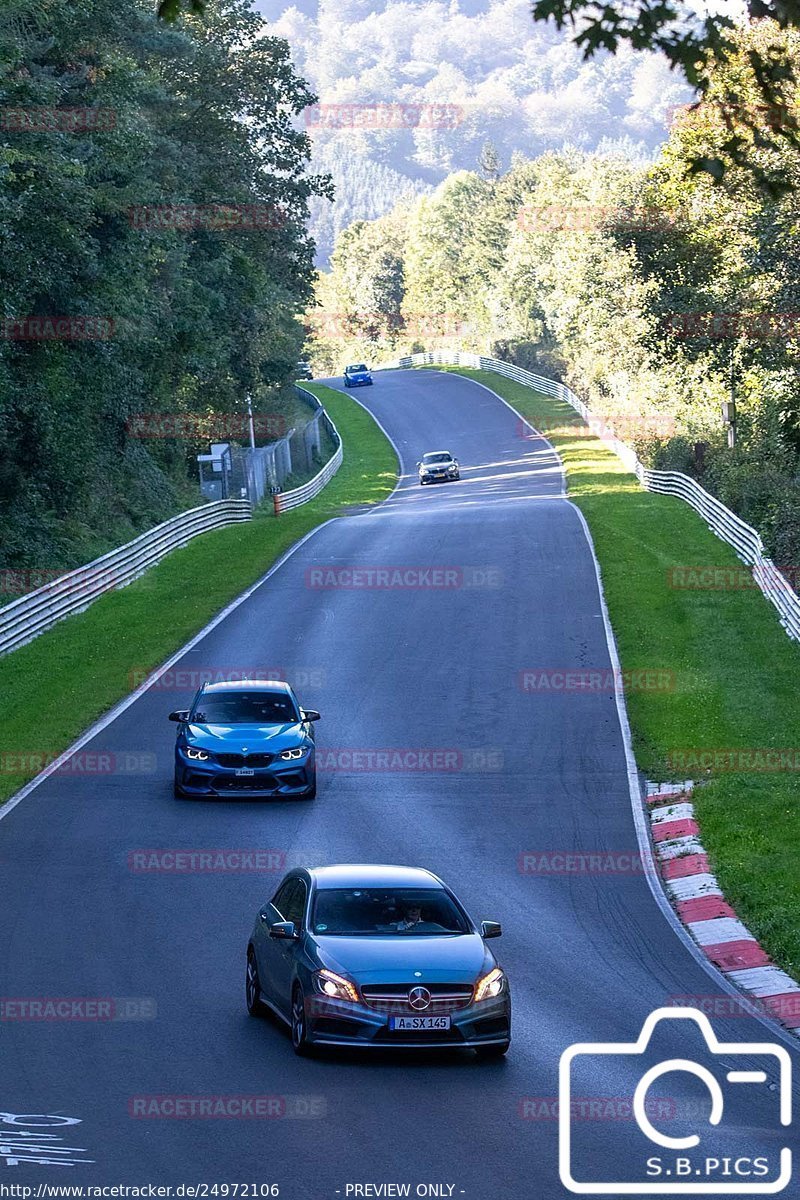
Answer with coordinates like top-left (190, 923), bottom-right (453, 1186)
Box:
top-left (1, 392), bottom-right (346, 658)
top-left (0, 499), bottom-right (252, 658)
top-left (380, 350), bottom-right (800, 643)
top-left (279, 389), bottom-right (343, 511)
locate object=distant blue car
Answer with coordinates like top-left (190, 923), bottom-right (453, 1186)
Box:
top-left (169, 680), bottom-right (319, 799)
top-left (343, 362), bottom-right (373, 387)
top-left (246, 863), bottom-right (511, 1057)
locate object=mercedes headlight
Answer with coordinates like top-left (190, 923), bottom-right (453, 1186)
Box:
top-left (313, 969), bottom-right (358, 1002)
top-left (474, 968), bottom-right (505, 1002)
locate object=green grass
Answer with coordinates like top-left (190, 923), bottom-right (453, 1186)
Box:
top-left (431, 365), bottom-right (800, 977)
top-left (0, 384), bottom-right (397, 804)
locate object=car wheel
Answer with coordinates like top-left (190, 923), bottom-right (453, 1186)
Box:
top-left (474, 1041), bottom-right (510, 1059)
top-left (246, 948), bottom-right (266, 1017)
top-left (291, 984), bottom-right (312, 1056)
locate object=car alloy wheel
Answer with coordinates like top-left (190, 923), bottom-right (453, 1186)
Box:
top-left (246, 949), bottom-right (265, 1016)
top-left (291, 984), bottom-right (311, 1055)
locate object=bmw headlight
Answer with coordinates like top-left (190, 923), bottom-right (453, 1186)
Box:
top-left (186, 746), bottom-right (210, 761)
top-left (279, 746), bottom-right (309, 761)
top-left (474, 968), bottom-right (505, 1002)
top-left (313, 969), bottom-right (359, 1002)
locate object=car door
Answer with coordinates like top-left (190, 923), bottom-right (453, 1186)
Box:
top-left (254, 878), bottom-right (298, 1009)
top-left (270, 879), bottom-right (308, 1015)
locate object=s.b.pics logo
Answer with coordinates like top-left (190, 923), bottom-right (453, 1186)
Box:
top-left (559, 1008), bottom-right (792, 1193)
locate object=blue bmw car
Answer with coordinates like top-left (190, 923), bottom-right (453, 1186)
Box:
top-left (246, 864), bottom-right (511, 1057)
top-left (169, 680), bottom-right (319, 799)
top-left (343, 363), bottom-right (373, 387)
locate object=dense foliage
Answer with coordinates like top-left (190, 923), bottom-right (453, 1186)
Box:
top-left (0, 0), bottom-right (327, 573)
top-left (267, 0), bottom-right (691, 263)
top-left (312, 21), bottom-right (800, 578)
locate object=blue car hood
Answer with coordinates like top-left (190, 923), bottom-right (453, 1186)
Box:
top-left (185, 722), bottom-right (305, 751)
top-left (312, 933), bottom-right (492, 985)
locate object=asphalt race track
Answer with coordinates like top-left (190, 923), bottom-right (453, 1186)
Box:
top-left (1, 369), bottom-right (797, 1197)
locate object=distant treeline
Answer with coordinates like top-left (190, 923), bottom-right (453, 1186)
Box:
top-left (0, 0), bottom-right (328, 574)
top-left (311, 21), bottom-right (800, 578)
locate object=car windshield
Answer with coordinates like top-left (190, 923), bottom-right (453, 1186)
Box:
top-left (423, 453), bottom-right (452, 464)
top-left (191, 691), bottom-right (298, 725)
top-left (311, 887), bottom-right (470, 936)
top-left (347, 364), bottom-right (367, 372)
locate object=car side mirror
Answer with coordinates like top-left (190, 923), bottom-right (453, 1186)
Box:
top-left (301, 709), bottom-right (321, 722)
top-left (269, 921), bottom-right (299, 940)
top-left (416, 461), bottom-right (422, 468)
top-left (481, 920), bottom-right (502, 939)
top-left (169, 710), bottom-right (189, 722)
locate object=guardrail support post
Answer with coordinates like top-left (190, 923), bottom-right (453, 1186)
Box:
top-left (273, 492), bottom-right (281, 517)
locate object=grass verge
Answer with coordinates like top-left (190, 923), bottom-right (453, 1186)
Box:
top-left (1, 384), bottom-right (397, 805)
top-left (431, 365), bottom-right (800, 977)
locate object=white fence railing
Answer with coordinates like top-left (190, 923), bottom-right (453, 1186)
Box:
top-left (0, 499), bottom-right (252, 657)
top-left (0, 393), bottom-right (346, 657)
top-left (379, 350), bottom-right (800, 643)
top-left (279, 391), bottom-right (343, 511)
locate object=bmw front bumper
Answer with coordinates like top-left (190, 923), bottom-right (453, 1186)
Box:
top-left (175, 751), bottom-right (315, 798)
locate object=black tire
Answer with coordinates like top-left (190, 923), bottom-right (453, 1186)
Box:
top-left (474, 1041), bottom-right (510, 1059)
top-left (246, 948), bottom-right (267, 1017)
top-left (291, 984), bottom-right (312, 1056)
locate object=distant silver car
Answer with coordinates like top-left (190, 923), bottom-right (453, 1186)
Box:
top-left (417, 450), bottom-right (460, 484)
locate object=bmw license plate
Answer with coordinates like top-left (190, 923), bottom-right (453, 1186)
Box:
top-left (235, 767), bottom-right (254, 776)
top-left (389, 1015), bottom-right (451, 1031)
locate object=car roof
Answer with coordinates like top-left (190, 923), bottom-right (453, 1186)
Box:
top-left (200, 679), bottom-right (293, 693)
top-left (423, 450), bottom-right (452, 456)
top-left (308, 864), bottom-right (444, 890)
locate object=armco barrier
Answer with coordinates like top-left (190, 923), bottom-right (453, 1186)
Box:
top-left (1, 393), bottom-right (345, 658)
top-left (280, 388), bottom-right (343, 511)
top-left (0, 500), bottom-right (252, 657)
top-left (378, 350), bottom-right (800, 643)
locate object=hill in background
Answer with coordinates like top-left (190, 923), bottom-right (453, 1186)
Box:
top-left (256, 0), bottom-right (693, 262)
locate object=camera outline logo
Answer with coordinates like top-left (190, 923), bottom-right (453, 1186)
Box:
top-left (559, 1007), bottom-right (792, 1194)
